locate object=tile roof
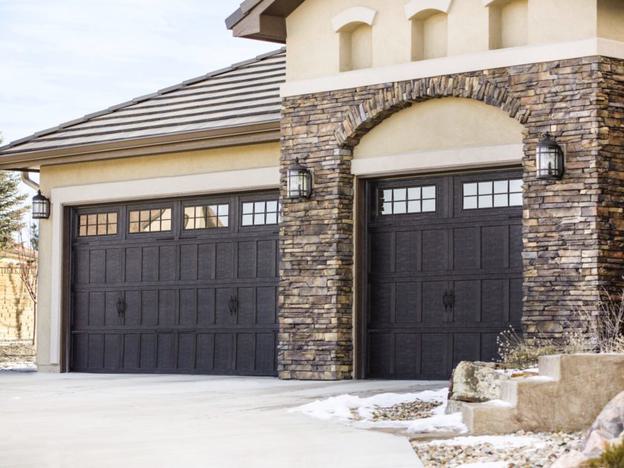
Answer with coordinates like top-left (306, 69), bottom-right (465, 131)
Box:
top-left (0, 48), bottom-right (285, 156)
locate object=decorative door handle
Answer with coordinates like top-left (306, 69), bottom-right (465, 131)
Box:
top-left (442, 290), bottom-right (455, 312)
top-left (116, 296), bottom-right (126, 316)
top-left (228, 295), bottom-right (239, 315)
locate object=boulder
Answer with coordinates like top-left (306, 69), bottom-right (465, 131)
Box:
top-left (447, 361), bottom-right (510, 413)
top-left (585, 390), bottom-right (624, 443)
top-left (550, 451), bottom-right (590, 468)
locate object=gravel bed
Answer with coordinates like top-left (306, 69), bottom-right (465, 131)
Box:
top-left (412, 431), bottom-right (584, 467)
top-left (371, 400), bottom-right (443, 421)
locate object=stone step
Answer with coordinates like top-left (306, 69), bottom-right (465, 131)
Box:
top-left (462, 354), bottom-right (624, 434)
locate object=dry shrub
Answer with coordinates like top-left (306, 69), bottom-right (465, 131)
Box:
top-left (497, 290), bottom-right (624, 369)
top-left (583, 438), bottom-right (624, 468)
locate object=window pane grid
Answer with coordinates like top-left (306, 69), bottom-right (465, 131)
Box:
top-left (184, 204), bottom-right (229, 230)
top-left (129, 208), bottom-right (172, 233)
top-left (78, 212), bottom-right (118, 237)
top-left (241, 200), bottom-right (281, 226)
top-left (380, 185), bottom-right (436, 216)
top-left (463, 178), bottom-right (523, 210)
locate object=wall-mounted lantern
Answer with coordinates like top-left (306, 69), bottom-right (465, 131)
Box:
top-left (32, 190), bottom-right (51, 219)
top-left (287, 158), bottom-right (313, 199)
top-left (536, 133), bottom-right (565, 180)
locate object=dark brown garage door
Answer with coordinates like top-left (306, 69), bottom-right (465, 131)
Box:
top-left (70, 191), bottom-right (280, 376)
top-left (365, 169), bottom-right (523, 379)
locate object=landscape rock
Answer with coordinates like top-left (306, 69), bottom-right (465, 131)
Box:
top-left (586, 390), bottom-right (624, 442)
top-left (550, 450), bottom-right (590, 468)
top-left (447, 361), bottom-right (509, 413)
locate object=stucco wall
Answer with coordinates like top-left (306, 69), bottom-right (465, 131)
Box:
top-left (36, 142), bottom-right (280, 370)
top-left (285, 0), bottom-right (618, 81)
top-left (354, 97), bottom-right (525, 159)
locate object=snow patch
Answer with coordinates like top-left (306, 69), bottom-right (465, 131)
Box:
top-left (0, 362), bottom-right (36, 372)
top-left (291, 387), bottom-right (468, 434)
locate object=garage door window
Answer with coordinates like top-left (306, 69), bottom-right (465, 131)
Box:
top-left (128, 208), bottom-right (172, 233)
top-left (183, 204), bottom-right (229, 230)
top-left (463, 179), bottom-right (522, 210)
top-left (78, 212), bottom-right (118, 237)
top-left (380, 185), bottom-right (436, 215)
top-left (241, 200), bottom-right (280, 226)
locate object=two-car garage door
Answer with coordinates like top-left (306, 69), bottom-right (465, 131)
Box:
top-left (70, 191), bottom-right (280, 376)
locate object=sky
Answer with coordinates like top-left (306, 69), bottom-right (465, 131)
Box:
top-left (0, 0), bottom-right (276, 145)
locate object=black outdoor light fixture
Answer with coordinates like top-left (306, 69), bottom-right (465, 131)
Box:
top-left (536, 133), bottom-right (565, 180)
top-left (32, 190), bottom-right (51, 219)
top-left (287, 158), bottom-right (313, 199)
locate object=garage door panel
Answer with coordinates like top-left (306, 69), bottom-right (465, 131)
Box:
top-left (396, 231), bottom-right (420, 273)
top-left (482, 280), bottom-right (506, 323)
top-left (237, 288), bottom-right (255, 326)
top-left (140, 334), bottom-right (157, 369)
top-left (395, 334), bottom-right (421, 377)
top-left (157, 333), bottom-right (176, 370)
top-left (141, 290), bottom-right (159, 326)
top-left (89, 292), bottom-right (106, 327)
top-left (90, 250), bottom-right (106, 284)
top-left (216, 243), bottom-right (234, 279)
top-left (159, 245), bottom-right (177, 282)
top-left (481, 226), bottom-right (509, 270)
top-left (453, 227), bottom-right (480, 270)
top-left (124, 291), bottom-right (141, 326)
top-left (71, 191), bottom-right (279, 376)
top-left (257, 287), bottom-right (277, 324)
top-left (105, 291), bottom-right (122, 327)
top-left (256, 333), bottom-right (276, 373)
top-left (158, 290), bottom-right (177, 326)
top-left (125, 247), bottom-right (142, 282)
top-left (177, 333), bottom-right (196, 370)
top-left (197, 244), bottom-right (216, 281)
top-left (123, 334), bottom-right (140, 369)
top-left (367, 171), bottom-right (522, 379)
top-left (421, 334), bottom-right (450, 379)
top-left (453, 333), bottom-right (481, 367)
top-left (104, 334), bottom-right (121, 370)
top-left (396, 282), bottom-right (421, 323)
top-left (105, 248), bottom-right (122, 284)
top-left (197, 289), bottom-right (216, 325)
top-left (214, 334), bottom-right (234, 371)
top-left (368, 333), bottom-right (393, 378)
top-left (236, 333), bottom-right (255, 372)
top-left (180, 244), bottom-right (198, 280)
top-left (142, 246), bottom-right (159, 282)
top-left (179, 289), bottom-right (197, 326)
top-left (422, 230), bottom-right (449, 272)
top-left (421, 281), bottom-right (448, 325)
top-left (454, 280), bottom-right (481, 323)
top-left (196, 333), bottom-right (215, 371)
top-left (238, 241), bottom-right (257, 278)
top-left (257, 240), bottom-right (277, 278)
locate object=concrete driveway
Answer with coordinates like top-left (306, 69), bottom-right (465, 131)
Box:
top-left (0, 372), bottom-right (444, 468)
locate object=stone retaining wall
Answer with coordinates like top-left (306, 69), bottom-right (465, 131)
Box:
top-left (278, 56), bottom-right (624, 380)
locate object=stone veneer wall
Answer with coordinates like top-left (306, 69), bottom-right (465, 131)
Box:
top-left (279, 56), bottom-right (624, 380)
top-left (0, 266), bottom-right (34, 342)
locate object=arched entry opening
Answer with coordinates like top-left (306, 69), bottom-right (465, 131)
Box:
top-left (351, 97), bottom-right (527, 379)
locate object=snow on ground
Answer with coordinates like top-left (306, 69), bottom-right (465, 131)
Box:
top-left (0, 362), bottom-right (36, 371)
top-left (291, 387), bottom-right (468, 434)
top-left (428, 435), bottom-right (545, 449)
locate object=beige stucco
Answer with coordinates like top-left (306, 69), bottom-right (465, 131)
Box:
top-left (35, 142), bottom-right (279, 370)
top-left (354, 98), bottom-right (525, 160)
top-left (286, 0), bottom-right (621, 81)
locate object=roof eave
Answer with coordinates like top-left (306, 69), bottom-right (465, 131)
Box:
top-left (226, 0), bottom-right (304, 43)
top-left (0, 121), bottom-right (281, 170)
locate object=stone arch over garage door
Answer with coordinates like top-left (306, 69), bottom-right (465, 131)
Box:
top-left (279, 60), bottom-right (607, 380)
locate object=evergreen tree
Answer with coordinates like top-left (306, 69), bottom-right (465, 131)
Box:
top-left (0, 135), bottom-right (28, 249)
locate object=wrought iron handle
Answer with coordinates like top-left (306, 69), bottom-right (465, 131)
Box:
top-left (116, 296), bottom-right (126, 316)
top-left (442, 290), bottom-right (455, 312)
top-left (228, 295), bottom-right (239, 315)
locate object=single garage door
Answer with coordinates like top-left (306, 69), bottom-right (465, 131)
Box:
top-left (365, 169), bottom-right (523, 379)
top-left (70, 191), bottom-right (280, 376)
